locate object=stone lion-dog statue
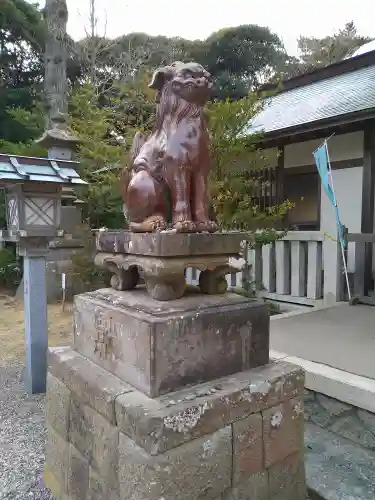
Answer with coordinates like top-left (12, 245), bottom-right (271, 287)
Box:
top-left (120, 61), bottom-right (218, 233)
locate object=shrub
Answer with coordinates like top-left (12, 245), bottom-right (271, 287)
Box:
top-left (0, 246), bottom-right (23, 289)
top-left (70, 224), bottom-right (110, 293)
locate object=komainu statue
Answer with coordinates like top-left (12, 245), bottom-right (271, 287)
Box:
top-left (120, 61), bottom-right (218, 233)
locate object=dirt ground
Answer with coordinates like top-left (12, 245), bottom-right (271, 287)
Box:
top-left (0, 292), bottom-right (73, 365)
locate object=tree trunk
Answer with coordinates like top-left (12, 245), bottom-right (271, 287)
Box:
top-left (44, 0), bottom-right (69, 130)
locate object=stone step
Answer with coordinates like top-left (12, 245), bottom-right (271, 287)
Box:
top-left (305, 422), bottom-right (375, 500)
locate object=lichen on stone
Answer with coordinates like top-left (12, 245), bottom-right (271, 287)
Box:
top-left (271, 411), bottom-right (283, 428)
top-left (163, 402), bottom-right (209, 433)
top-left (293, 401), bottom-right (303, 419)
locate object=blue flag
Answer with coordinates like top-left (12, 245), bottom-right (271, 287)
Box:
top-left (313, 143), bottom-right (335, 205)
top-left (313, 142), bottom-right (345, 249)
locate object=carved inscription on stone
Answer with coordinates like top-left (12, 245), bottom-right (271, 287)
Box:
top-left (93, 316), bottom-right (117, 360)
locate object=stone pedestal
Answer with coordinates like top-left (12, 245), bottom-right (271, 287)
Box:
top-left (73, 288), bottom-right (269, 397)
top-left (46, 346), bottom-right (305, 500)
top-left (95, 230), bottom-right (247, 300)
top-left (45, 231), bottom-right (306, 499)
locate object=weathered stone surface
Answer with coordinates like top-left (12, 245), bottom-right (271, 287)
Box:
top-left (89, 468), bottom-right (120, 500)
top-left (48, 346), bottom-right (133, 423)
top-left (358, 408), bottom-right (375, 430)
top-left (115, 361), bottom-right (304, 455)
top-left (45, 426), bottom-right (69, 494)
top-left (67, 444), bottom-right (89, 500)
top-left (69, 396), bottom-right (119, 486)
top-left (263, 397), bottom-right (304, 467)
top-left (232, 413), bottom-right (263, 484)
top-left (329, 413), bottom-right (375, 450)
top-left (304, 390), bottom-right (375, 451)
top-left (69, 398), bottom-right (94, 462)
top-left (118, 426), bottom-right (232, 500)
top-left (315, 393), bottom-right (352, 416)
top-left (43, 466), bottom-right (70, 500)
top-left (222, 472), bottom-right (269, 500)
top-left (73, 288), bottom-right (269, 397)
top-left (91, 411), bottom-right (119, 488)
top-left (305, 422), bottom-right (375, 500)
top-left (304, 392), bottom-right (333, 429)
top-left (46, 373), bottom-right (71, 439)
top-left (268, 452), bottom-right (306, 500)
top-left (96, 230), bottom-right (246, 257)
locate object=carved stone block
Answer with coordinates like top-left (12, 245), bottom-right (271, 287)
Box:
top-left (118, 427), bottom-right (232, 500)
top-left (44, 348), bottom-right (306, 500)
top-left (45, 373), bottom-right (71, 439)
top-left (73, 288), bottom-right (269, 397)
top-left (96, 230), bottom-right (246, 257)
top-left (95, 230), bottom-right (247, 300)
top-left (263, 397), bottom-right (305, 467)
top-left (232, 413), bottom-right (264, 484)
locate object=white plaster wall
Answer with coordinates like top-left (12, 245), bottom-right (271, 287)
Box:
top-left (320, 166), bottom-right (363, 272)
top-left (285, 131), bottom-right (364, 168)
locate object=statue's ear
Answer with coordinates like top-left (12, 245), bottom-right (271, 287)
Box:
top-left (148, 67), bottom-right (172, 90)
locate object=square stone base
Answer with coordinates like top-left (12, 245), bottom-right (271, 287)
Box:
top-left (45, 347), bottom-right (306, 500)
top-left (73, 288), bottom-right (269, 397)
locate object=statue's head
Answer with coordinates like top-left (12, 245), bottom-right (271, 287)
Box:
top-left (149, 61), bottom-right (213, 106)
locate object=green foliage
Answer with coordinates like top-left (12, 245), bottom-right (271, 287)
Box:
top-left (276, 21), bottom-right (373, 79)
top-left (207, 95), bottom-right (293, 231)
top-left (69, 84), bottom-right (125, 228)
top-left (70, 224), bottom-right (109, 292)
top-left (193, 25), bottom-right (287, 98)
top-left (0, 246), bottom-right (23, 289)
top-left (76, 26), bottom-right (288, 101)
top-left (298, 21), bottom-right (372, 69)
top-left (69, 76), bottom-right (155, 228)
top-left (0, 0), bottom-right (45, 142)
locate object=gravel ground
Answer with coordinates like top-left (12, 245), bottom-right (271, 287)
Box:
top-left (0, 364), bottom-right (54, 500)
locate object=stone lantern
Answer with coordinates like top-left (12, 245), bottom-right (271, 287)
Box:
top-left (0, 153), bottom-right (86, 393)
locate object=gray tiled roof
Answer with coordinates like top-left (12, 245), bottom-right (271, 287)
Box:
top-left (0, 154), bottom-right (87, 185)
top-left (246, 64), bottom-right (375, 135)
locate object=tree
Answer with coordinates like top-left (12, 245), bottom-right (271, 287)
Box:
top-left (207, 95), bottom-right (292, 232)
top-left (297, 21), bottom-right (372, 71)
top-left (195, 25), bottom-right (287, 99)
top-left (69, 74), bottom-right (155, 228)
top-left (0, 0), bottom-right (45, 142)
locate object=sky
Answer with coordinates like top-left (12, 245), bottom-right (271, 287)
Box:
top-left (63, 0), bottom-right (374, 56)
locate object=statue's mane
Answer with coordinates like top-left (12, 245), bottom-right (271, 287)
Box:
top-left (154, 82), bottom-right (203, 132)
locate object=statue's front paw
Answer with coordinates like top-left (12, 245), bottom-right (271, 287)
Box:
top-left (195, 220), bottom-right (218, 233)
top-left (172, 220), bottom-right (196, 233)
top-left (129, 215), bottom-right (167, 233)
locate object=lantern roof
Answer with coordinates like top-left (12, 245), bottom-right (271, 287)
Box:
top-left (0, 154), bottom-right (87, 186)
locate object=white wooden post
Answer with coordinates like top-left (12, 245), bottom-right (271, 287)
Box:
top-left (307, 241), bottom-right (323, 299)
top-left (323, 237), bottom-right (341, 304)
top-left (262, 243), bottom-right (276, 292)
top-left (290, 241), bottom-right (306, 297)
top-left (275, 240), bottom-right (290, 295)
top-left (254, 245), bottom-right (262, 291)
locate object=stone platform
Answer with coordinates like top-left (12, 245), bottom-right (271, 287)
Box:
top-left (73, 288), bottom-right (269, 397)
top-left (45, 254), bottom-right (305, 498)
top-left (94, 230), bottom-right (246, 300)
top-left (45, 346), bottom-right (306, 500)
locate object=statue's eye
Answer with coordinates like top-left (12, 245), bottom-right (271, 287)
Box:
top-left (185, 71), bottom-right (193, 79)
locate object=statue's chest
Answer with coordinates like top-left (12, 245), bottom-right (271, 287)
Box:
top-left (163, 122), bottom-right (202, 164)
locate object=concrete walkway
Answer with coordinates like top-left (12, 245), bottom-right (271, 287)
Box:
top-left (271, 304), bottom-right (375, 380)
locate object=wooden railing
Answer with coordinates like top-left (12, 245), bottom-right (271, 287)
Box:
top-left (186, 231), bottom-right (326, 306)
top-left (347, 232), bottom-right (375, 305)
top-left (254, 232), bottom-right (325, 305)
